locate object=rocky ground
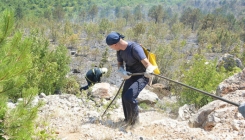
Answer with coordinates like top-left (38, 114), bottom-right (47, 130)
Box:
top-left (34, 69), bottom-right (245, 140)
top-left (34, 92), bottom-right (245, 140)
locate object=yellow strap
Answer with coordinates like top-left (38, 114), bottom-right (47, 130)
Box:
top-left (85, 76), bottom-right (94, 84)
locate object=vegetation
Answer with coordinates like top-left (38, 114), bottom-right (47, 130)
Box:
top-left (178, 54), bottom-right (241, 108)
top-left (0, 10), bottom-right (70, 139)
top-left (0, 0), bottom-right (245, 138)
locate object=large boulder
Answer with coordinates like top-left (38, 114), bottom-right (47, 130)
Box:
top-left (177, 104), bottom-right (196, 121)
top-left (137, 88), bottom-right (159, 104)
top-left (216, 68), bottom-right (245, 96)
top-left (188, 90), bottom-right (245, 133)
top-left (188, 100), bottom-right (224, 128)
top-left (216, 53), bottom-right (244, 71)
top-left (90, 83), bottom-right (118, 99)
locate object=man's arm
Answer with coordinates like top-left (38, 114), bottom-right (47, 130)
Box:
top-left (117, 61), bottom-right (131, 79)
top-left (141, 58), bottom-right (152, 69)
top-left (141, 58), bottom-right (157, 79)
top-left (94, 68), bottom-right (101, 82)
top-left (118, 61), bottom-right (124, 69)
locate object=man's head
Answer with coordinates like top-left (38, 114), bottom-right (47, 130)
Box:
top-left (106, 32), bottom-right (121, 46)
top-left (100, 68), bottom-right (108, 74)
top-left (106, 32), bottom-right (126, 51)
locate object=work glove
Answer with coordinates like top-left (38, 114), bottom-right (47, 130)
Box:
top-left (144, 65), bottom-right (157, 78)
top-left (238, 103), bottom-right (245, 118)
top-left (118, 67), bottom-right (131, 80)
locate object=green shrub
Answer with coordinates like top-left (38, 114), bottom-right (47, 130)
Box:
top-left (3, 88), bottom-right (41, 140)
top-left (23, 29), bottom-right (70, 95)
top-left (62, 76), bottom-right (80, 95)
top-left (139, 102), bottom-right (149, 110)
top-left (179, 54), bottom-right (241, 108)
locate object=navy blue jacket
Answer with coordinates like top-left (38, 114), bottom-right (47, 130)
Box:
top-left (85, 68), bottom-right (102, 83)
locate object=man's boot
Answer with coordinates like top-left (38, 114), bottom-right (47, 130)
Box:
top-left (130, 116), bottom-right (140, 129)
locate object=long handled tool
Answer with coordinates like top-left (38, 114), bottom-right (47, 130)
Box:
top-left (152, 73), bottom-right (240, 107)
top-left (120, 72), bottom-right (240, 106)
top-left (101, 80), bottom-right (125, 118)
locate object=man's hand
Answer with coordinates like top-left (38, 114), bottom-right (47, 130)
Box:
top-left (118, 67), bottom-right (131, 79)
top-left (238, 103), bottom-right (245, 118)
top-left (144, 65), bottom-right (157, 78)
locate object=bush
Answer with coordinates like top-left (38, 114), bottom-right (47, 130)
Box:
top-left (23, 29), bottom-right (70, 95)
top-left (178, 54), bottom-right (241, 108)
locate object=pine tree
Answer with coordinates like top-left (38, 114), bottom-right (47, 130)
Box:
top-left (0, 9), bottom-right (70, 139)
top-left (0, 10), bottom-right (32, 99)
top-left (0, 10), bottom-right (34, 139)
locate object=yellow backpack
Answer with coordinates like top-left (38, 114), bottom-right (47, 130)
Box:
top-left (141, 46), bottom-right (161, 74)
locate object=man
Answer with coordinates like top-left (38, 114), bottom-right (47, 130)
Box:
top-left (106, 31), bottom-right (157, 127)
top-left (239, 103), bottom-right (245, 118)
top-left (80, 67), bottom-right (108, 91)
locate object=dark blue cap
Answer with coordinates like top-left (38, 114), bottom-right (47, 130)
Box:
top-left (106, 32), bottom-right (124, 45)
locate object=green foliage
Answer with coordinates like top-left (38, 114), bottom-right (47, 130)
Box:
top-left (155, 100), bottom-right (180, 116)
top-left (179, 54), bottom-right (241, 108)
top-left (0, 94), bottom-right (7, 139)
top-left (241, 46), bottom-right (245, 66)
top-left (62, 76), bottom-right (80, 95)
top-left (53, 4), bottom-right (65, 21)
top-left (84, 22), bottom-right (99, 42)
top-left (99, 18), bottom-right (112, 34)
top-left (170, 22), bottom-right (184, 39)
top-left (34, 123), bottom-right (56, 140)
top-left (198, 28), bottom-right (240, 53)
top-left (0, 10), bottom-right (70, 139)
top-left (180, 8), bottom-right (202, 31)
top-left (3, 88), bottom-right (40, 140)
top-left (0, 10), bottom-right (32, 99)
top-left (114, 6), bottom-right (121, 17)
top-left (122, 9), bottom-right (133, 25)
top-left (25, 30), bottom-right (70, 95)
top-left (139, 103), bottom-right (149, 110)
top-left (148, 5), bottom-right (164, 23)
top-left (113, 18), bottom-right (127, 32)
top-left (0, 0), bottom-right (244, 26)
top-left (132, 23), bottom-right (146, 38)
top-left (99, 48), bottom-right (109, 68)
top-left (145, 22), bottom-right (168, 40)
top-left (133, 5), bottom-right (144, 21)
top-left (154, 39), bottom-right (186, 80)
top-left (88, 4), bottom-right (98, 22)
top-left (15, 5), bottom-right (24, 20)
top-left (0, 10), bottom-right (36, 139)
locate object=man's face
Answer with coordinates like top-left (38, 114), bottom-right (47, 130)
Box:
top-left (109, 43), bottom-right (119, 51)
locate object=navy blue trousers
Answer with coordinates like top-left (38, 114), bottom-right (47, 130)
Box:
top-left (121, 75), bottom-right (149, 125)
top-left (80, 79), bottom-right (93, 91)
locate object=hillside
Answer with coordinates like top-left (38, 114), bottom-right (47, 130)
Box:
top-left (32, 69), bottom-right (245, 139)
